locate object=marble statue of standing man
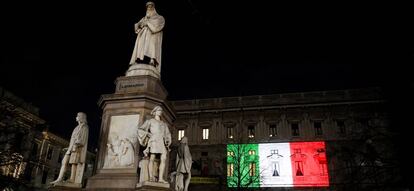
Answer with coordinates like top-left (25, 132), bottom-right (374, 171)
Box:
top-left (129, 1), bottom-right (165, 72)
top-left (175, 137), bottom-right (192, 191)
top-left (51, 112), bottom-right (89, 187)
top-left (137, 106), bottom-right (171, 183)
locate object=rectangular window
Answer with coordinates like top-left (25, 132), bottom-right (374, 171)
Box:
top-left (291, 123), bottom-right (300, 136)
top-left (227, 127), bottom-right (234, 139)
top-left (314, 122), bottom-right (323, 136)
top-left (249, 163), bottom-right (256, 176)
top-left (248, 150), bottom-right (256, 155)
top-left (337, 120), bottom-right (346, 135)
top-left (41, 169), bottom-right (48, 184)
top-left (202, 128), bottom-right (209, 140)
top-left (227, 163), bottom-right (234, 176)
top-left (319, 162), bottom-right (328, 176)
top-left (248, 125), bottom-right (255, 138)
top-left (295, 161), bottom-right (304, 176)
top-left (272, 162), bottom-right (280, 176)
top-left (31, 143), bottom-right (38, 158)
top-left (269, 124), bottom-right (277, 137)
top-left (46, 146), bottom-right (53, 160)
top-left (58, 151), bottom-right (63, 163)
top-left (345, 160), bottom-right (353, 175)
top-left (178, 129), bottom-right (185, 141)
top-left (24, 165), bottom-right (33, 181)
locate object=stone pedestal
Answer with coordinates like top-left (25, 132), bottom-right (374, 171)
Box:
top-left (136, 181), bottom-right (172, 191)
top-left (48, 182), bottom-right (82, 191)
top-left (126, 64), bottom-right (160, 79)
top-left (86, 74), bottom-right (175, 190)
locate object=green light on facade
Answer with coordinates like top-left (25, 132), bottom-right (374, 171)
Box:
top-left (227, 144), bottom-right (260, 188)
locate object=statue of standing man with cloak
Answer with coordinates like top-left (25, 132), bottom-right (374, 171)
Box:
top-left (137, 106), bottom-right (171, 184)
top-left (174, 137), bottom-right (192, 191)
top-left (129, 1), bottom-right (165, 73)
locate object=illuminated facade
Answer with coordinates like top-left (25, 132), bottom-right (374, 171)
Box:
top-left (170, 88), bottom-right (401, 190)
top-left (1, 87), bottom-right (45, 190)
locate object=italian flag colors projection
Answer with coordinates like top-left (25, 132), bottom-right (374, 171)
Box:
top-left (227, 142), bottom-right (329, 188)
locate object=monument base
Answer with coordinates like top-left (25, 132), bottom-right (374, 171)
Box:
top-left (86, 70), bottom-right (175, 190)
top-left (48, 181), bottom-right (82, 191)
top-left (86, 173), bottom-right (138, 190)
top-left (136, 181), bottom-right (172, 191)
top-left (126, 64), bottom-right (160, 79)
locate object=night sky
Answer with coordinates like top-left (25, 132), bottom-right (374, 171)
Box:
top-left (1, 0), bottom-right (413, 164)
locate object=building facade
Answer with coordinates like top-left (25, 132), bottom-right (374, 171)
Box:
top-left (169, 88), bottom-right (402, 190)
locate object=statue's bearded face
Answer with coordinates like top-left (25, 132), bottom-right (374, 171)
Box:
top-left (146, 5), bottom-right (156, 17)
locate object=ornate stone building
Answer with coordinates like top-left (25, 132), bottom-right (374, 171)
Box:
top-left (169, 87), bottom-right (401, 190)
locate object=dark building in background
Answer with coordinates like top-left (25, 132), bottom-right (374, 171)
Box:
top-left (0, 87), bottom-right (95, 190)
top-left (169, 87), bottom-right (403, 190)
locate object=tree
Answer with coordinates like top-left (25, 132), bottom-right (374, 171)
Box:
top-left (226, 144), bottom-right (261, 190)
top-left (329, 115), bottom-right (403, 190)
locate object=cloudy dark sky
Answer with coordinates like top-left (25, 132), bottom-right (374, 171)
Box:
top-left (1, 1), bottom-right (413, 151)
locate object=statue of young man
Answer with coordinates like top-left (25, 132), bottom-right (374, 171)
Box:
top-left (50, 112), bottom-right (89, 186)
top-left (137, 106), bottom-right (171, 183)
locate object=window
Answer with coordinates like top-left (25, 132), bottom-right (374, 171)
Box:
top-left (178, 129), bottom-right (185, 141)
top-left (345, 160), bottom-right (354, 175)
top-left (202, 128), bottom-right (209, 140)
top-left (337, 120), bottom-right (346, 135)
top-left (24, 165), bottom-right (33, 181)
top-left (58, 151), bottom-right (63, 162)
top-left (319, 161), bottom-right (328, 176)
top-left (249, 163), bottom-right (256, 176)
top-left (227, 163), bottom-right (234, 176)
top-left (295, 161), bottom-right (304, 176)
top-left (291, 123), bottom-right (300, 136)
top-left (248, 125), bottom-right (255, 138)
top-left (41, 169), bottom-right (48, 184)
top-left (227, 127), bottom-right (234, 139)
top-left (269, 124), bottom-right (277, 137)
top-left (201, 152), bottom-right (208, 156)
top-left (315, 148), bottom-right (328, 176)
top-left (31, 143), bottom-right (38, 158)
top-left (248, 150), bottom-right (256, 155)
top-left (272, 162), bottom-right (280, 176)
top-left (314, 122), bottom-right (323, 136)
top-left (46, 146), bottom-right (53, 160)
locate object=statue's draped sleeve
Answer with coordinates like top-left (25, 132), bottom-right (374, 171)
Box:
top-left (147, 15), bottom-right (165, 34)
top-left (163, 122), bottom-right (171, 146)
top-left (135, 17), bottom-right (145, 33)
top-left (137, 119), bottom-right (150, 146)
